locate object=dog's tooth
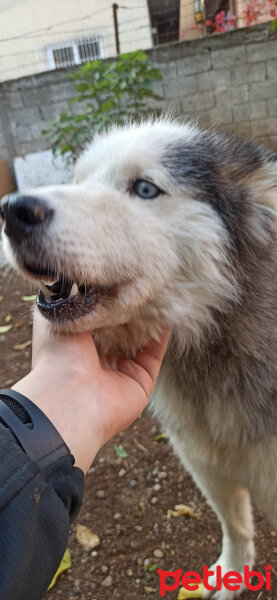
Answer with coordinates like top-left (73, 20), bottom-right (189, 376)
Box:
top-left (39, 281), bottom-right (55, 297)
top-left (69, 283), bottom-right (78, 297)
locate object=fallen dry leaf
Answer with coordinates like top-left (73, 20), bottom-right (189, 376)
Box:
top-left (134, 437), bottom-right (148, 453)
top-left (21, 295), bottom-right (37, 302)
top-left (14, 340), bottom-right (32, 351)
top-left (0, 325), bottom-right (13, 334)
top-left (15, 321), bottom-right (23, 328)
top-left (153, 432), bottom-right (168, 442)
top-left (167, 504), bottom-right (199, 520)
top-left (48, 548), bottom-right (71, 590)
top-left (76, 524), bottom-right (100, 550)
top-left (178, 582), bottom-right (204, 599)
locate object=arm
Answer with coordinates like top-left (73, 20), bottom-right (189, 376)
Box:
top-left (0, 311), bottom-right (170, 600)
top-left (13, 311), bottom-right (170, 472)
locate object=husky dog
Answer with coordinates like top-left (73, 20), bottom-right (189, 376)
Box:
top-left (1, 120), bottom-right (277, 599)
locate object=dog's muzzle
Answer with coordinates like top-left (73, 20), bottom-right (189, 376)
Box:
top-left (1, 193), bottom-right (117, 324)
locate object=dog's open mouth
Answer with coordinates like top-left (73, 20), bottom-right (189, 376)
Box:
top-left (37, 277), bottom-right (114, 322)
top-left (20, 259), bottom-right (115, 322)
top-left (38, 279), bottom-right (88, 310)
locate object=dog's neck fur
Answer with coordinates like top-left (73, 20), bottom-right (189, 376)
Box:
top-left (165, 227), bottom-right (277, 444)
top-left (94, 219), bottom-right (277, 445)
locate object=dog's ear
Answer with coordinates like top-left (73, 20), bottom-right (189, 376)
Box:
top-left (249, 156), bottom-right (277, 213)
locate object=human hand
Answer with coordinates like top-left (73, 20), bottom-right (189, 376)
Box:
top-left (13, 310), bottom-right (171, 472)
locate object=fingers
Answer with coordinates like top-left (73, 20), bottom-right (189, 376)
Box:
top-left (117, 327), bottom-right (171, 399)
top-left (134, 326), bottom-right (171, 384)
top-left (116, 358), bottom-right (153, 399)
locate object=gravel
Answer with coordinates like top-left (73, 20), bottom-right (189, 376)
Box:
top-left (158, 471), bottom-right (167, 479)
top-left (118, 468), bottom-right (126, 477)
top-left (96, 489), bottom-right (106, 499)
top-left (100, 565), bottom-right (108, 574)
top-left (153, 549), bottom-right (163, 558)
top-left (101, 575), bottom-right (113, 588)
top-left (153, 483), bottom-right (161, 492)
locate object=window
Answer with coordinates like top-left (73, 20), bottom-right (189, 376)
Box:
top-left (78, 38), bottom-right (101, 62)
top-left (148, 0), bottom-right (179, 45)
top-left (46, 36), bottom-right (104, 70)
top-left (52, 46), bottom-right (75, 68)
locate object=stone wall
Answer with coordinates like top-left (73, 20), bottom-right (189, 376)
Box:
top-left (0, 22), bottom-right (276, 165)
top-left (149, 23), bottom-right (277, 150)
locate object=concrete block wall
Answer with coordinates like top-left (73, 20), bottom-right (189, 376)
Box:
top-left (0, 69), bottom-right (76, 160)
top-left (148, 23), bottom-right (277, 150)
top-left (0, 22), bottom-right (276, 165)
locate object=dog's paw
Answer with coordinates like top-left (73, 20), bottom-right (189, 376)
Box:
top-left (202, 541), bottom-right (255, 600)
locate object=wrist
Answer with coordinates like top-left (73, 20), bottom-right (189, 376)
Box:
top-left (0, 387), bottom-right (70, 467)
top-left (12, 371), bottom-right (102, 472)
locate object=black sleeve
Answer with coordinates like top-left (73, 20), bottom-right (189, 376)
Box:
top-left (0, 414), bottom-right (84, 600)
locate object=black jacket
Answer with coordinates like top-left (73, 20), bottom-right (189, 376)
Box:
top-left (0, 402), bottom-right (84, 600)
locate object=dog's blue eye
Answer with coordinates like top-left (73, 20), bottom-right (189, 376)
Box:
top-left (133, 179), bottom-right (160, 199)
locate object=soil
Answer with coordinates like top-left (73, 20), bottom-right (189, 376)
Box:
top-left (0, 267), bottom-right (276, 600)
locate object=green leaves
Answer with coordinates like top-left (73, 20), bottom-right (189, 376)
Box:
top-left (120, 50), bottom-right (147, 62)
top-left (100, 99), bottom-right (116, 113)
top-left (43, 51), bottom-right (163, 164)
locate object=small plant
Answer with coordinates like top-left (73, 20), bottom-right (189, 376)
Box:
top-left (143, 561), bottom-right (158, 579)
top-left (43, 50), bottom-right (162, 164)
top-left (114, 443), bottom-right (128, 458)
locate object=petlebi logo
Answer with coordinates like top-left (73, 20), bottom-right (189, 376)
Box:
top-left (157, 564), bottom-right (273, 597)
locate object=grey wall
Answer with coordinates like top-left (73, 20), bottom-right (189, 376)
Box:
top-left (0, 22), bottom-right (276, 165)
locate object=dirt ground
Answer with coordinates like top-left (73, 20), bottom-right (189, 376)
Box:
top-left (0, 266), bottom-right (276, 600)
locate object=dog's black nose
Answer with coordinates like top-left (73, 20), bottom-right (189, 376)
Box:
top-left (0, 194), bottom-right (53, 244)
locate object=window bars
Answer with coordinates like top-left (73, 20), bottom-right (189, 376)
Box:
top-left (46, 35), bottom-right (104, 69)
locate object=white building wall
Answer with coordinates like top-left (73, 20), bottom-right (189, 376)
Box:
top-left (0, 0), bottom-right (152, 82)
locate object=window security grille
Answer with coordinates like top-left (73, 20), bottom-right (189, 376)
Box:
top-left (78, 38), bottom-right (102, 62)
top-left (46, 36), bottom-right (104, 70)
top-left (52, 46), bottom-right (75, 68)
